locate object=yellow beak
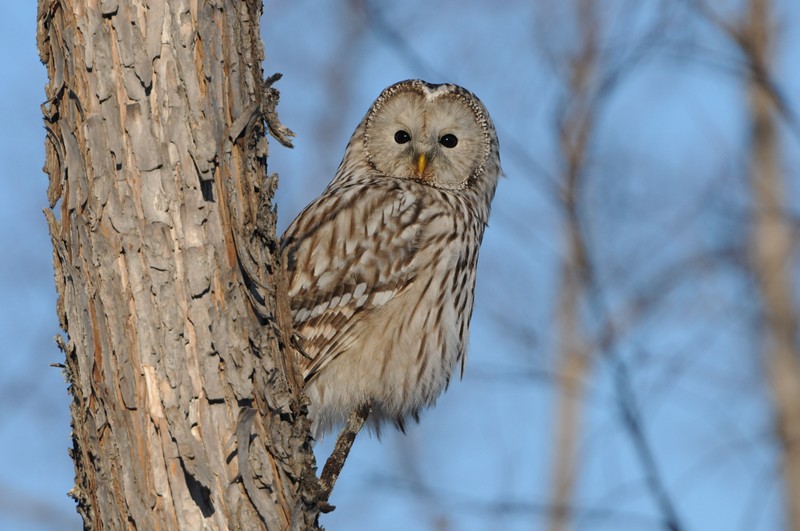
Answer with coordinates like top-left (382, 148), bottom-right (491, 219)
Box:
top-left (416, 153), bottom-right (427, 175)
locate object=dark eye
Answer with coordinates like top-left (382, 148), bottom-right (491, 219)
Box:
top-left (439, 134), bottom-right (458, 148)
top-left (394, 130), bottom-right (411, 144)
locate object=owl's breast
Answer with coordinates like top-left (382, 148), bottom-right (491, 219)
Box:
top-left (304, 216), bottom-right (479, 435)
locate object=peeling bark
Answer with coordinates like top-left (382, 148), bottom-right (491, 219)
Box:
top-left (37, 1), bottom-right (320, 528)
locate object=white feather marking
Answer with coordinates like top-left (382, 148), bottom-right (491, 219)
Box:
top-left (316, 271), bottom-right (335, 291)
top-left (370, 290), bottom-right (393, 306)
top-left (294, 308), bottom-right (309, 322)
top-left (310, 301), bottom-right (330, 319)
top-left (353, 282), bottom-right (367, 300)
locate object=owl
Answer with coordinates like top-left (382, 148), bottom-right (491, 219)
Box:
top-left (281, 80), bottom-right (501, 437)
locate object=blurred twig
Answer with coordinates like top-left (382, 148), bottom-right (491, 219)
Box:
top-left (681, 0), bottom-right (800, 527)
top-left (545, 2), bottom-right (601, 527)
top-left (612, 359), bottom-right (685, 531)
top-left (369, 473), bottom-right (663, 529)
top-left (737, 0), bottom-right (800, 528)
top-left (684, 0), bottom-right (800, 140)
top-left (539, 1), bottom-right (689, 529)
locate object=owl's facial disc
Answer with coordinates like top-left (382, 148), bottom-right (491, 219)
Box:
top-left (365, 87), bottom-right (488, 189)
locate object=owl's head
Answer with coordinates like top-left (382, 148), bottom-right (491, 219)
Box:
top-left (358, 80), bottom-right (499, 190)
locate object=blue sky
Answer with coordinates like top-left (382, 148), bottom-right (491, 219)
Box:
top-left (0, 3), bottom-right (79, 530)
top-left (2, 1), bottom-right (799, 530)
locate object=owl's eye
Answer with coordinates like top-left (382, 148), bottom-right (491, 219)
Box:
top-left (394, 130), bottom-right (411, 144)
top-left (439, 134), bottom-right (458, 148)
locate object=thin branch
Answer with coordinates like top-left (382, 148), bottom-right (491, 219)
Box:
top-left (362, 1), bottom-right (444, 80)
top-left (613, 360), bottom-right (686, 531)
top-left (318, 403), bottom-right (372, 510)
top-left (684, 0), bottom-right (800, 139)
top-left (369, 473), bottom-right (664, 529)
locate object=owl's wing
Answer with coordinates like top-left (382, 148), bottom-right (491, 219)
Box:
top-left (280, 179), bottom-right (430, 382)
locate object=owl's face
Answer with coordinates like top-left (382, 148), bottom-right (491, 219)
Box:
top-left (363, 81), bottom-right (493, 189)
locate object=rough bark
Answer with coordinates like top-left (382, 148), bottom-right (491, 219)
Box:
top-left (743, 0), bottom-right (800, 528)
top-left (37, 1), bottom-right (321, 528)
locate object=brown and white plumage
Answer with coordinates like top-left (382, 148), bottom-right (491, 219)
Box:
top-left (280, 80), bottom-right (501, 437)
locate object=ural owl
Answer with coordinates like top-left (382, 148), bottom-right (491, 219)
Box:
top-left (281, 80), bottom-right (501, 437)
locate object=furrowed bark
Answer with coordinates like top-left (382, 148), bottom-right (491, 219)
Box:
top-left (37, 1), bottom-right (321, 528)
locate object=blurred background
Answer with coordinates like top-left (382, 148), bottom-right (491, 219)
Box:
top-left (2, 0), bottom-right (799, 529)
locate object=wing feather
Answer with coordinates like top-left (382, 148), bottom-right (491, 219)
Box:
top-left (280, 179), bottom-right (428, 381)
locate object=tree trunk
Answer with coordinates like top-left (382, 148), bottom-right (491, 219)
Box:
top-left (37, 1), bottom-right (320, 528)
top-left (744, 1), bottom-right (800, 529)
top-left (546, 2), bottom-right (598, 528)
